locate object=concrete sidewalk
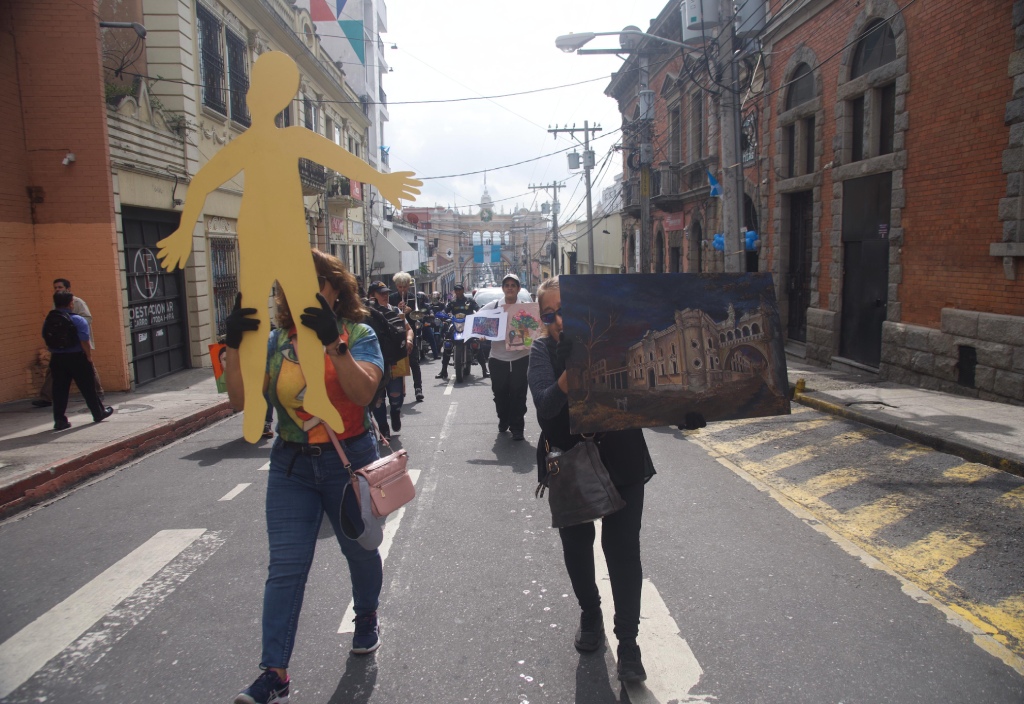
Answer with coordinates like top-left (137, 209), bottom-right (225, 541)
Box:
top-left (787, 359), bottom-right (1024, 477)
top-left (1, 358), bottom-right (1022, 518)
top-left (0, 369), bottom-right (233, 518)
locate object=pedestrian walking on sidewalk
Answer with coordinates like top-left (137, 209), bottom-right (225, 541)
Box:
top-left (34, 278), bottom-right (103, 407)
top-left (480, 273), bottom-right (530, 441)
top-left (223, 249), bottom-right (386, 704)
top-left (527, 276), bottom-right (656, 683)
top-left (43, 290), bottom-right (113, 430)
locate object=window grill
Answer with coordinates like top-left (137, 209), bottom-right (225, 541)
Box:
top-left (226, 29), bottom-right (250, 126)
top-left (197, 4), bottom-right (226, 115)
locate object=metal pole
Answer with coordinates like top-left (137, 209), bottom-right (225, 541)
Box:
top-left (719, 0), bottom-right (747, 273)
top-left (584, 121), bottom-right (596, 274)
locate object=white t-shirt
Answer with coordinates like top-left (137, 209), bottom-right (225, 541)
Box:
top-left (480, 299), bottom-right (529, 362)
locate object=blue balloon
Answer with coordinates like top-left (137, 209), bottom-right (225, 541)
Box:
top-left (712, 234), bottom-right (725, 251)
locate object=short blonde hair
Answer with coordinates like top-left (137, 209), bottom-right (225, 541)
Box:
top-left (392, 271), bottom-right (413, 287)
top-left (536, 276), bottom-right (560, 310)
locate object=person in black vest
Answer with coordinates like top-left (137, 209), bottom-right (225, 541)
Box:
top-left (368, 281), bottom-right (413, 438)
top-left (43, 290), bottom-right (113, 430)
top-left (527, 276), bottom-right (654, 684)
top-left (389, 272), bottom-right (428, 402)
top-left (435, 282), bottom-right (486, 379)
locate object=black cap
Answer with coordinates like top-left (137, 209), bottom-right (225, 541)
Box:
top-left (453, 282), bottom-right (465, 290)
top-left (368, 281), bottom-right (391, 295)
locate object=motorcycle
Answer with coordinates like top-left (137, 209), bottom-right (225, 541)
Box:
top-left (437, 311), bottom-right (478, 383)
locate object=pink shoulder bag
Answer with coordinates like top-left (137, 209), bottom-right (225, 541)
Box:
top-left (324, 423), bottom-right (415, 518)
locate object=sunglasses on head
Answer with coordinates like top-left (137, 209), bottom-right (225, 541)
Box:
top-left (540, 308), bottom-right (561, 325)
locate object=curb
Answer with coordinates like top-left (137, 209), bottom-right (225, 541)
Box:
top-left (792, 392), bottom-right (1024, 479)
top-left (0, 401), bottom-right (235, 519)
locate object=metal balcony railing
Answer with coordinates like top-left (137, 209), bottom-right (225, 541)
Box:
top-left (299, 158), bottom-right (326, 195)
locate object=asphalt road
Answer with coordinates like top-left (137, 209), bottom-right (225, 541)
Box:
top-left (0, 358), bottom-right (1022, 703)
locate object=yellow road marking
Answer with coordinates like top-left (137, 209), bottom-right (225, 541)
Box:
top-left (887, 530), bottom-right (985, 585)
top-left (795, 467), bottom-right (869, 499)
top-left (747, 429), bottom-right (876, 476)
top-left (943, 462), bottom-right (999, 483)
top-left (710, 419), bottom-right (832, 455)
top-left (997, 485), bottom-right (1024, 510)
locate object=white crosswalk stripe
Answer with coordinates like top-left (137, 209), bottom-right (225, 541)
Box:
top-left (594, 521), bottom-right (710, 702)
top-left (0, 529), bottom-right (220, 700)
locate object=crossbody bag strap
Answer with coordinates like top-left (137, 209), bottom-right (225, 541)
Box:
top-left (322, 422), bottom-right (353, 475)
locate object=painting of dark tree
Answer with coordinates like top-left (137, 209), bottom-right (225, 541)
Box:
top-left (560, 273), bottom-right (790, 434)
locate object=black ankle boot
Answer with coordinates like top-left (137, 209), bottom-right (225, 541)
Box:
top-left (616, 640), bottom-right (647, 682)
top-left (574, 608), bottom-right (604, 652)
top-left (390, 409), bottom-right (401, 432)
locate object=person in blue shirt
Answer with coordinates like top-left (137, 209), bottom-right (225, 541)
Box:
top-left (44, 290), bottom-right (113, 430)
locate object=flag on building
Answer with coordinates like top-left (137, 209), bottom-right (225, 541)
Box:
top-left (707, 169), bottom-right (722, 197)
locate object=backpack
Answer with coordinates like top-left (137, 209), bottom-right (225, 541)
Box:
top-left (43, 310), bottom-right (80, 350)
top-left (366, 305), bottom-right (408, 367)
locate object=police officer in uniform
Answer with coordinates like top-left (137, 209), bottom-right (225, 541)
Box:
top-left (435, 283), bottom-right (485, 380)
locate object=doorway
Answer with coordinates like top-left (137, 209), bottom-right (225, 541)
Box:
top-left (122, 207), bottom-right (190, 385)
top-left (787, 191), bottom-right (813, 342)
top-left (840, 173), bottom-right (891, 368)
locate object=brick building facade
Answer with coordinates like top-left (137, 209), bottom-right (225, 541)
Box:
top-left (2, 1), bottom-right (130, 403)
top-left (607, 0), bottom-right (1024, 404)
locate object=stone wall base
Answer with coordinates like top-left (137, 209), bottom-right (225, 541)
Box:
top-left (878, 308), bottom-right (1024, 405)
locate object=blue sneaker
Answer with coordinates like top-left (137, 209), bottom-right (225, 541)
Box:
top-left (234, 669), bottom-right (290, 704)
top-left (351, 612), bottom-right (380, 654)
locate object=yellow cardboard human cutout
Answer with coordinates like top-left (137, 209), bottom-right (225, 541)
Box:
top-left (157, 52), bottom-right (421, 443)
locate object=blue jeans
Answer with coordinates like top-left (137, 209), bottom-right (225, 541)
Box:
top-left (372, 376), bottom-right (405, 430)
top-left (261, 432), bottom-right (382, 669)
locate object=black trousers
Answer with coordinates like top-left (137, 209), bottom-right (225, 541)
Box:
top-left (558, 482), bottom-right (645, 642)
top-left (488, 356), bottom-right (529, 432)
top-left (408, 348), bottom-right (422, 390)
top-left (50, 351), bottom-right (106, 424)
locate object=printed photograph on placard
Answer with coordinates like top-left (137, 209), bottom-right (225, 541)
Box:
top-left (209, 342), bottom-right (228, 393)
top-left (505, 303), bottom-right (541, 351)
top-left (471, 315), bottom-right (501, 339)
top-left (560, 273), bottom-right (791, 434)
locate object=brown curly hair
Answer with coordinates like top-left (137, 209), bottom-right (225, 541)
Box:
top-left (276, 249), bottom-right (368, 329)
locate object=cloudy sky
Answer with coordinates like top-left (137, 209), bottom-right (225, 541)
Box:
top-left (375, 1), bottom-right (667, 221)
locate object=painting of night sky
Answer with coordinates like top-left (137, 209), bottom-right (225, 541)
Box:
top-left (560, 273), bottom-right (791, 434)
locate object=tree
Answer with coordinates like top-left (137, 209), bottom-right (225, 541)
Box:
top-left (579, 309), bottom-right (620, 403)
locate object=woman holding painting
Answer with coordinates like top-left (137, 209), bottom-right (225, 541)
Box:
top-left (526, 275), bottom-right (656, 683)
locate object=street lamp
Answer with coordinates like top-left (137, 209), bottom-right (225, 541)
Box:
top-left (556, 15), bottom-right (747, 274)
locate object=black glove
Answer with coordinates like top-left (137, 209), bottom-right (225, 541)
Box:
top-left (300, 293), bottom-right (340, 346)
top-left (224, 292), bottom-right (259, 349)
top-left (678, 412), bottom-right (707, 431)
top-left (555, 335), bottom-right (574, 366)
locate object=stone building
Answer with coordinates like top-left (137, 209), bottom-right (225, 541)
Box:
top-left (405, 186), bottom-right (550, 294)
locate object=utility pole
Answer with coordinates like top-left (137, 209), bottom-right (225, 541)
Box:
top-left (638, 55), bottom-right (653, 275)
top-left (549, 122), bottom-right (602, 274)
top-left (719, 0), bottom-right (747, 273)
top-left (530, 182), bottom-right (564, 275)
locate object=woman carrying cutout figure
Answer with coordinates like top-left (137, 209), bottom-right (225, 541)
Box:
top-left (156, 51), bottom-right (420, 443)
top-left (527, 276), bottom-right (656, 683)
top-left (224, 250), bottom-right (386, 704)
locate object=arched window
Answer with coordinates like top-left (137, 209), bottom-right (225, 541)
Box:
top-left (720, 332), bottom-right (726, 344)
top-left (752, 323), bottom-right (761, 335)
top-left (727, 331), bottom-right (734, 341)
top-left (742, 326), bottom-right (751, 337)
top-left (848, 20), bottom-right (898, 161)
top-left (851, 21), bottom-right (897, 78)
top-left (786, 63), bottom-right (815, 110)
top-left (782, 62), bottom-right (817, 179)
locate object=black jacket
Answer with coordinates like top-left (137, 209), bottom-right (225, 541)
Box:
top-left (527, 336), bottom-right (654, 488)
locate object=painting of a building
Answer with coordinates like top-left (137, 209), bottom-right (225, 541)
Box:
top-left (562, 273), bottom-right (789, 434)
